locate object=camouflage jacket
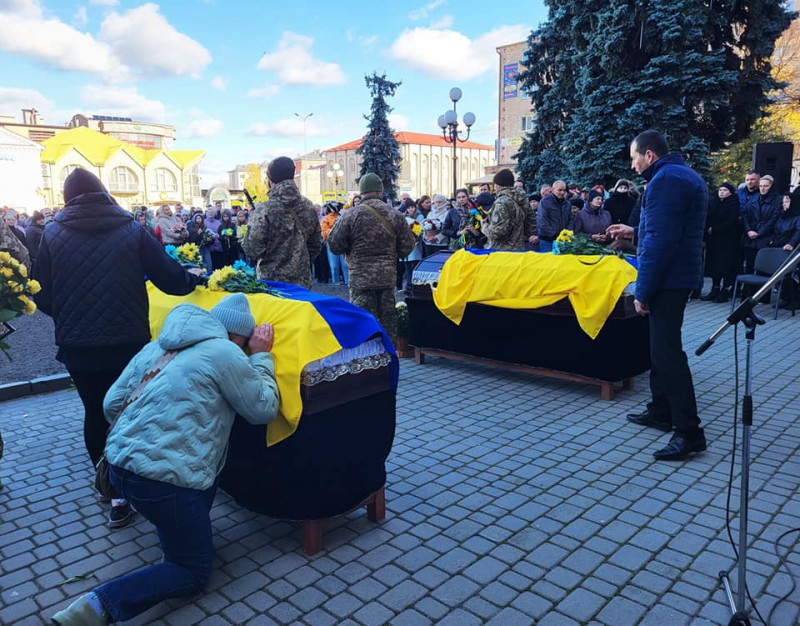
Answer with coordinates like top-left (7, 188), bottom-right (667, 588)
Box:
top-left (241, 180), bottom-right (323, 289)
top-left (484, 187), bottom-right (531, 251)
top-left (0, 218), bottom-right (31, 270)
top-left (327, 197), bottom-right (416, 290)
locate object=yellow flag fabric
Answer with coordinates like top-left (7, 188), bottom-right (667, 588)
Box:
top-left (146, 283), bottom-right (342, 445)
top-left (432, 250), bottom-right (638, 339)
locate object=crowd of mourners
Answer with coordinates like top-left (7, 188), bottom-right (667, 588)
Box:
top-left (3, 168), bottom-right (799, 305)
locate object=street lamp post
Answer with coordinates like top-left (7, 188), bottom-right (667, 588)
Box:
top-left (294, 112), bottom-right (313, 157)
top-left (437, 88), bottom-right (475, 199)
top-left (326, 162), bottom-right (343, 196)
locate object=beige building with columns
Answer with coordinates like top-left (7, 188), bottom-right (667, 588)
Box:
top-left (323, 132), bottom-right (494, 200)
top-left (496, 41), bottom-right (533, 170)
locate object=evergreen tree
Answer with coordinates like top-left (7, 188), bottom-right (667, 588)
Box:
top-left (357, 73), bottom-right (402, 202)
top-left (515, 0), bottom-right (794, 187)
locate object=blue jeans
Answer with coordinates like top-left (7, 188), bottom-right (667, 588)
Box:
top-left (538, 239), bottom-right (554, 253)
top-left (327, 247), bottom-right (349, 285)
top-left (94, 465), bottom-right (217, 623)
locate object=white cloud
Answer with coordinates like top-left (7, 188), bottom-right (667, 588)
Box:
top-left (210, 75), bottom-right (227, 91)
top-left (247, 84), bottom-right (280, 99)
top-left (99, 4), bottom-right (211, 78)
top-left (182, 118), bottom-right (224, 139)
top-left (0, 1), bottom-right (123, 76)
top-left (360, 34), bottom-right (378, 47)
top-left (245, 117), bottom-right (334, 139)
top-left (388, 113), bottom-right (409, 130)
top-left (81, 84), bottom-right (166, 121)
top-left (409, 0), bottom-right (445, 20)
top-left (90, 0), bottom-right (119, 5)
top-left (257, 32), bottom-right (346, 86)
top-left (73, 6), bottom-right (87, 26)
top-left (429, 15), bottom-right (453, 29)
top-left (0, 87), bottom-right (53, 119)
top-left (198, 156), bottom-right (230, 187)
top-left (389, 24), bottom-right (528, 80)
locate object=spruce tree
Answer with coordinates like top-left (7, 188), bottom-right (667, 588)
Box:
top-left (515, 0), bottom-right (794, 187)
top-left (357, 73), bottom-right (402, 202)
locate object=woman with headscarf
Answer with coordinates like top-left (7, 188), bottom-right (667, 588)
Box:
top-left (422, 194), bottom-right (451, 245)
top-left (217, 210), bottom-right (237, 267)
top-left (154, 205), bottom-right (186, 246)
top-left (187, 213), bottom-right (214, 272)
top-left (770, 193), bottom-right (800, 307)
top-left (770, 193), bottom-right (800, 251)
top-left (700, 182), bottom-right (742, 302)
top-left (604, 179), bottom-right (637, 225)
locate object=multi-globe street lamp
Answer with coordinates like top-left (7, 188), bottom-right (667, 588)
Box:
top-left (437, 88), bottom-right (475, 199)
top-left (326, 162), bottom-right (343, 193)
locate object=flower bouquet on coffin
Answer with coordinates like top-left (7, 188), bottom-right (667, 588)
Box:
top-left (552, 229), bottom-right (631, 262)
top-left (0, 251), bottom-right (41, 360)
top-left (207, 261), bottom-right (286, 297)
top-left (165, 243), bottom-right (206, 272)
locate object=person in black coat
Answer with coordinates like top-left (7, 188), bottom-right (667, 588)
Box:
top-left (33, 169), bottom-right (202, 529)
top-left (771, 193), bottom-right (800, 307)
top-left (604, 179), bottom-right (637, 225)
top-left (701, 182), bottom-right (742, 302)
top-left (24, 210), bottom-right (45, 268)
top-left (741, 174), bottom-right (782, 274)
top-left (770, 193), bottom-right (800, 250)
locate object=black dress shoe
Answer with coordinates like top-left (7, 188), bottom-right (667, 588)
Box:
top-left (653, 433), bottom-right (707, 461)
top-left (626, 410), bottom-right (672, 432)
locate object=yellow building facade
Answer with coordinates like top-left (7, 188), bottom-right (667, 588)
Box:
top-left (39, 127), bottom-right (204, 209)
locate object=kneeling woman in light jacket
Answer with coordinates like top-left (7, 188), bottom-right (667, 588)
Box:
top-left (53, 293), bottom-right (280, 626)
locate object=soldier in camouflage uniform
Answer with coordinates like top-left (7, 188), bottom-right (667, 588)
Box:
top-left (0, 212), bottom-right (30, 270)
top-left (242, 157), bottom-right (322, 289)
top-left (327, 173), bottom-right (416, 340)
top-left (483, 169), bottom-right (535, 251)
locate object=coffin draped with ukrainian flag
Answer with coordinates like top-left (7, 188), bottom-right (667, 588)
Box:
top-left (147, 281), bottom-right (397, 520)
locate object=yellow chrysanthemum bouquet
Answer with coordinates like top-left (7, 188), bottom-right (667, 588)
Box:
top-left (0, 251), bottom-right (41, 359)
top-left (553, 229), bottom-right (629, 259)
top-left (165, 243), bottom-right (206, 272)
top-left (206, 261), bottom-right (283, 296)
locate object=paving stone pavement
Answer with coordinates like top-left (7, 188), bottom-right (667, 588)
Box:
top-left (1, 299), bottom-right (799, 625)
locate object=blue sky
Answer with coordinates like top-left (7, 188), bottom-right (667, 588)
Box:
top-left (0, 0), bottom-right (547, 186)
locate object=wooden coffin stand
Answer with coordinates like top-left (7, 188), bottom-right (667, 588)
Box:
top-left (408, 251), bottom-right (651, 400)
top-left (220, 356), bottom-right (395, 555)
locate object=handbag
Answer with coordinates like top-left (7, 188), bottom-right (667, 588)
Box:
top-left (94, 350), bottom-right (180, 498)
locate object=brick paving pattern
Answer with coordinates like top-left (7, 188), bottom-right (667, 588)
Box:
top-left (1, 301), bottom-right (799, 625)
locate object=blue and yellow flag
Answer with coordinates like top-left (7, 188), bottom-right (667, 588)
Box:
top-left (432, 250), bottom-right (637, 339)
top-left (147, 281), bottom-right (397, 446)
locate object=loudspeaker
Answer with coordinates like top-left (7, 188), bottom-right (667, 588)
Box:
top-left (752, 142), bottom-right (793, 194)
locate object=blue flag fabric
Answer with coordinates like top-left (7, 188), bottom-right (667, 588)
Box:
top-left (260, 280), bottom-right (399, 390)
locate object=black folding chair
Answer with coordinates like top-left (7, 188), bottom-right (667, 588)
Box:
top-left (730, 247), bottom-right (791, 320)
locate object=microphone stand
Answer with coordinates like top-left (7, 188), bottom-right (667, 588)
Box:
top-left (695, 243), bottom-right (800, 626)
